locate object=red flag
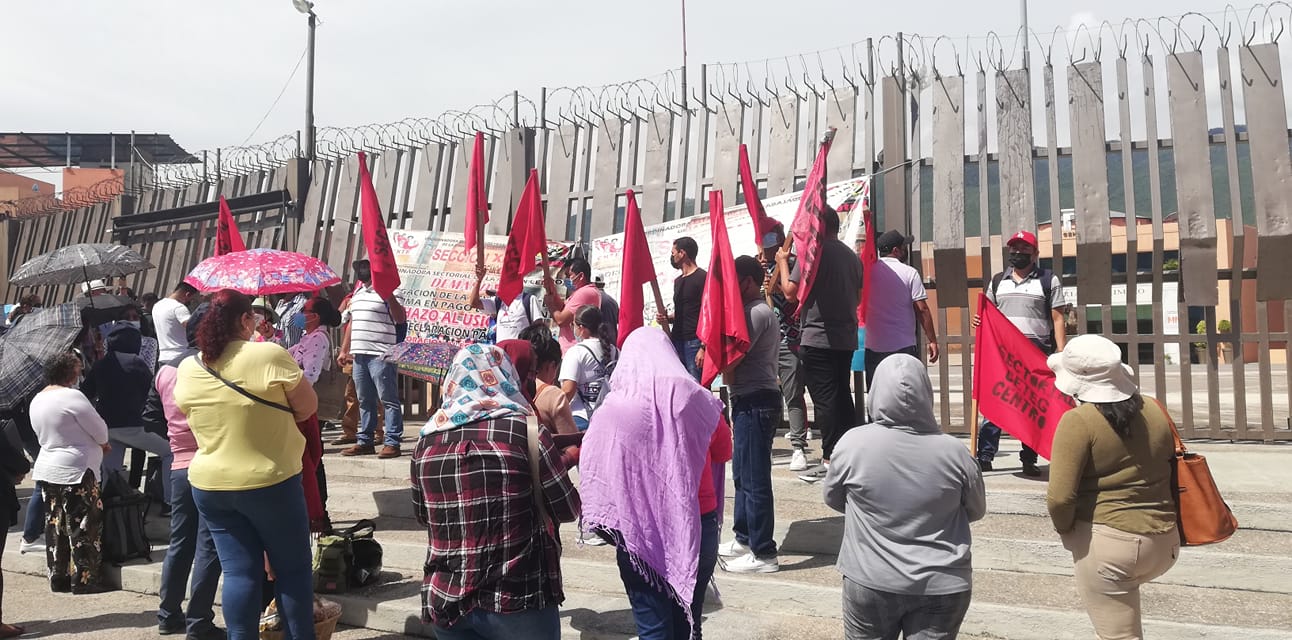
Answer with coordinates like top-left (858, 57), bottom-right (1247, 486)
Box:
top-left (971, 293), bottom-right (1074, 460)
top-left (857, 185), bottom-right (877, 326)
top-left (617, 190), bottom-right (656, 347)
top-left (357, 152), bottom-right (402, 300)
top-left (214, 196), bottom-right (246, 256)
top-left (696, 190), bottom-right (750, 388)
top-left (787, 129), bottom-right (835, 315)
top-left (738, 144), bottom-right (768, 247)
top-left (498, 169), bottom-right (547, 306)
top-left (463, 132), bottom-right (489, 253)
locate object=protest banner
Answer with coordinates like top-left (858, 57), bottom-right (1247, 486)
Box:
top-left (591, 177), bottom-right (871, 330)
top-left (971, 293), bottom-right (1075, 460)
top-left (386, 229), bottom-right (564, 345)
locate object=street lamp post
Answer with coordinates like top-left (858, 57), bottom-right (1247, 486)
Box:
top-left (293, 0), bottom-right (317, 163)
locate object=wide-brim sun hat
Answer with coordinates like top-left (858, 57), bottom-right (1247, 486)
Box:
top-left (1047, 334), bottom-right (1138, 403)
top-left (251, 297), bottom-right (279, 324)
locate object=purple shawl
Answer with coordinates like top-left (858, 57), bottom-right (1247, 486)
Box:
top-left (580, 327), bottom-right (722, 632)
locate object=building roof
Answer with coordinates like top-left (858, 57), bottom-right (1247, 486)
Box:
top-left (0, 132), bottom-right (194, 169)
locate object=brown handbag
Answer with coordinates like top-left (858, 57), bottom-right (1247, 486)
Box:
top-left (1153, 399), bottom-right (1239, 546)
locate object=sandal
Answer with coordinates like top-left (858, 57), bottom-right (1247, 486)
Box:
top-left (0, 622), bottom-right (25, 638)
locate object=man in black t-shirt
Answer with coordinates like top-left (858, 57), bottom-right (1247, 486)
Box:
top-left (657, 236), bottom-right (707, 381)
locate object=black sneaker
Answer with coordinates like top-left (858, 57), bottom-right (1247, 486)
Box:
top-left (1022, 462), bottom-right (1042, 477)
top-left (798, 467), bottom-right (828, 483)
top-left (187, 626), bottom-right (228, 640)
top-left (159, 622), bottom-right (186, 636)
top-left (977, 459), bottom-right (993, 472)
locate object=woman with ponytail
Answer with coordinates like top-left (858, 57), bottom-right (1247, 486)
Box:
top-left (558, 305), bottom-right (619, 432)
top-left (173, 289), bottom-right (320, 640)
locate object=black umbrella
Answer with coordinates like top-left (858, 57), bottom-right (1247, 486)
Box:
top-left (76, 294), bottom-right (137, 326)
top-left (9, 243), bottom-right (153, 288)
top-left (0, 303), bottom-right (82, 411)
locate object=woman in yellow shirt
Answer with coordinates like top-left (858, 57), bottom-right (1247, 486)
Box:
top-left (174, 290), bottom-right (319, 640)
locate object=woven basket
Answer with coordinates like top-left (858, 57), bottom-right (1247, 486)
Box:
top-left (260, 605), bottom-right (342, 640)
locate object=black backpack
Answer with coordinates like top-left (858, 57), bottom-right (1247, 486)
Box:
top-left (991, 268), bottom-right (1057, 341)
top-left (100, 470), bottom-right (152, 565)
top-left (313, 519), bottom-right (383, 594)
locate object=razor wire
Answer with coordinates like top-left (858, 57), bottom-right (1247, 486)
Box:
top-left (4, 3), bottom-right (1288, 218)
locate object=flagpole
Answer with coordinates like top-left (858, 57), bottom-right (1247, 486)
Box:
top-left (969, 398), bottom-right (980, 457)
top-left (475, 213), bottom-right (485, 272)
top-left (651, 279), bottom-right (671, 335)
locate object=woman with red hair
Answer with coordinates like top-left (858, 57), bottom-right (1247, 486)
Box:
top-left (173, 289), bottom-right (319, 640)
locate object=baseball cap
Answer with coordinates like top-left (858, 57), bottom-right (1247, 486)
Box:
top-left (876, 230), bottom-right (914, 253)
top-left (759, 219), bottom-right (786, 249)
top-left (1007, 230), bottom-right (1039, 250)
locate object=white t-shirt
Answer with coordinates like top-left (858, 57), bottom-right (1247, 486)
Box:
top-left (558, 338), bottom-right (615, 420)
top-left (153, 297), bottom-right (192, 362)
top-left (482, 294), bottom-right (546, 342)
top-left (30, 387), bottom-right (109, 486)
top-left (863, 256), bottom-right (928, 353)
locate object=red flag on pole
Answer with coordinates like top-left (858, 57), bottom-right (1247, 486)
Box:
top-left (617, 190), bottom-right (655, 347)
top-left (357, 152), bottom-right (402, 300)
top-left (696, 190), bottom-right (750, 388)
top-left (463, 132), bottom-right (489, 263)
top-left (971, 293), bottom-right (1074, 460)
top-left (857, 186), bottom-right (877, 326)
top-left (498, 169), bottom-right (548, 306)
top-left (738, 144), bottom-right (768, 246)
top-left (214, 196), bottom-right (246, 256)
top-left (787, 129), bottom-right (835, 315)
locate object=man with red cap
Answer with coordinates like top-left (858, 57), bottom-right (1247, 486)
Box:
top-left (971, 230), bottom-right (1068, 476)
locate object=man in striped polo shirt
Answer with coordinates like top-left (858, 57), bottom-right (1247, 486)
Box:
top-left (338, 259), bottom-right (406, 459)
top-left (971, 230), bottom-right (1068, 476)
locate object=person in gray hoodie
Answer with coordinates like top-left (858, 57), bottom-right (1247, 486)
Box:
top-left (823, 354), bottom-right (986, 640)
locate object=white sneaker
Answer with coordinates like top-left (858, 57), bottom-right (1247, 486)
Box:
top-left (722, 552), bottom-right (779, 574)
top-left (789, 449), bottom-right (809, 471)
top-left (805, 429), bottom-right (813, 441)
top-left (717, 540), bottom-right (750, 558)
top-left (579, 530), bottom-right (607, 546)
top-left (19, 539), bottom-right (45, 554)
top-left (704, 577), bottom-right (723, 609)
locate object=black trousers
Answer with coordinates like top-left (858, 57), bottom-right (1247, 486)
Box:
top-left (863, 346), bottom-right (920, 391)
top-left (800, 346), bottom-right (857, 461)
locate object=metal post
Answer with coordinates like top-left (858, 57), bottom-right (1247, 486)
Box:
top-left (129, 130), bottom-right (137, 193)
top-left (203, 150), bottom-right (209, 183)
top-left (513, 90), bottom-right (520, 128)
top-left (1021, 0), bottom-right (1030, 69)
top-left (680, 0), bottom-right (689, 105)
top-left (65, 132), bottom-right (71, 167)
top-left (304, 12), bottom-right (317, 163)
top-left (110, 133), bottom-right (116, 169)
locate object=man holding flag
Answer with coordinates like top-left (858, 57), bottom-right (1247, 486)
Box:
top-left (759, 221), bottom-right (810, 472)
top-left (776, 205), bottom-right (862, 483)
top-left (972, 230), bottom-right (1067, 476)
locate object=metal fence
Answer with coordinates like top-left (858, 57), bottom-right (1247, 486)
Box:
top-left (3, 7), bottom-right (1291, 440)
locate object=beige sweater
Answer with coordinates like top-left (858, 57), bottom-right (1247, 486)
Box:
top-left (1046, 398), bottom-right (1177, 535)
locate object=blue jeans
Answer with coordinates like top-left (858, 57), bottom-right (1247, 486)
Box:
top-left (159, 468), bottom-right (221, 635)
top-left (193, 475), bottom-right (315, 640)
top-left (674, 338), bottom-right (703, 382)
top-left (23, 482), bottom-right (44, 542)
top-left (617, 510), bottom-right (720, 640)
top-left (731, 389), bottom-right (781, 559)
top-left (353, 354), bottom-right (404, 448)
top-left (432, 606), bottom-right (560, 640)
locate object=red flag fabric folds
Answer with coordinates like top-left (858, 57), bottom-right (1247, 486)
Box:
top-left (739, 144), bottom-right (768, 247)
top-left (857, 188), bottom-right (877, 326)
top-left (463, 132), bottom-right (489, 253)
top-left (971, 293), bottom-right (1074, 460)
top-left (787, 132), bottom-right (834, 315)
top-left (357, 152), bottom-right (402, 300)
top-left (215, 196), bottom-right (246, 256)
top-left (696, 190), bottom-right (750, 388)
top-left (617, 190), bottom-right (655, 347)
top-left (498, 169), bottom-right (548, 306)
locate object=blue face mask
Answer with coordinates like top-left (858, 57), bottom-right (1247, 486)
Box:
top-left (291, 314), bottom-right (307, 330)
top-left (563, 279), bottom-right (575, 294)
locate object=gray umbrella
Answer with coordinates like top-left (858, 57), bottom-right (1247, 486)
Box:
top-left (9, 243), bottom-right (153, 288)
top-left (0, 303), bottom-right (82, 411)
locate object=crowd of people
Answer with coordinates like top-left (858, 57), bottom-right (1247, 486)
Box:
top-left (0, 213), bottom-right (1185, 640)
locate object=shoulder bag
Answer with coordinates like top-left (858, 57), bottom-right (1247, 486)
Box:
top-left (1153, 398), bottom-right (1239, 546)
top-left (191, 355), bottom-right (293, 414)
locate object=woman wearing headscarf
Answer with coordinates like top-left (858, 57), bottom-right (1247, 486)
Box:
top-left (173, 289), bottom-right (319, 640)
top-left (1046, 335), bottom-right (1178, 640)
top-left (823, 354), bottom-right (985, 640)
top-left (411, 343), bottom-right (580, 640)
top-left (580, 327), bottom-right (731, 640)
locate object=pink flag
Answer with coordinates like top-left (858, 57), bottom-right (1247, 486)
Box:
top-left (463, 132), bottom-right (489, 254)
top-left (617, 190), bottom-right (656, 347)
top-left (696, 190), bottom-right (750, 388)
top-left (357, 152), bottom-right (402, 300)
top-left (738, 144), bottom-right (768, 247)
top-left (498, 169), bottom-right (547, 306)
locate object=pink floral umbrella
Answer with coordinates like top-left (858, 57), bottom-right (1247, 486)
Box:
top-left (185, 248), bottom-right (341, 295)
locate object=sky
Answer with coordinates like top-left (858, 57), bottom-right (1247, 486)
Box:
top-left (1, 0), bottom-right (1255, 187)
